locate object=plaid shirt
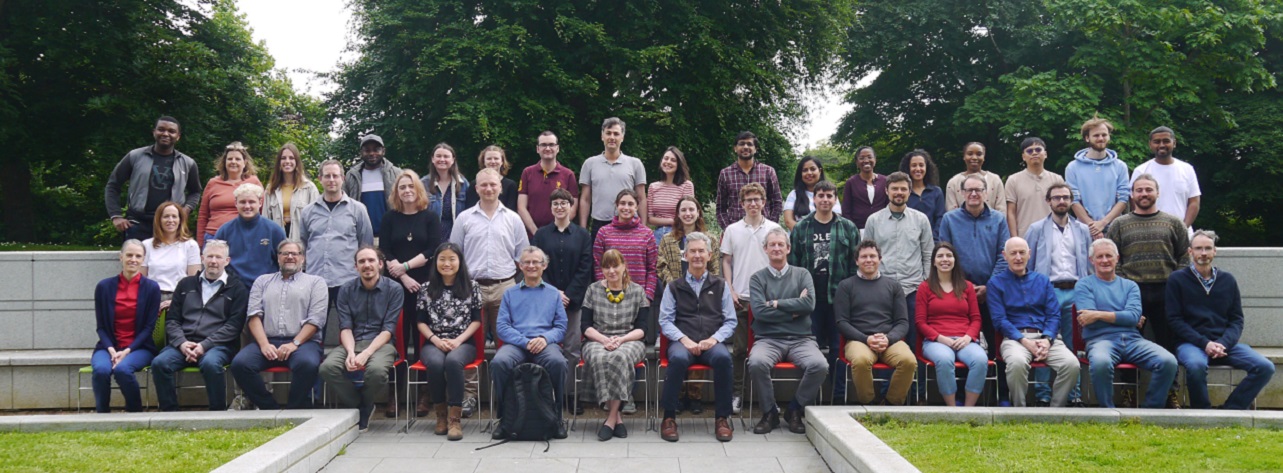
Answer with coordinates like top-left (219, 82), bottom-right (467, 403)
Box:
top-left (788, 213), bottom-right (862, 301)
top-left (657, 232), bottom-right (722, 284)
top-left (715, 161), bottom-right (783, 229)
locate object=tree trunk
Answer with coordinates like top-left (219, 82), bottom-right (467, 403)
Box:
top-left (0, 159), bottom-right (35, 242)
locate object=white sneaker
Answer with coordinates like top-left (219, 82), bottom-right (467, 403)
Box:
top-left (621, 401), bottom-right (637, 415)
top-left (462, 397), bottom-right (478, 418)
top-left (732, 396), bottom-right (742, 415)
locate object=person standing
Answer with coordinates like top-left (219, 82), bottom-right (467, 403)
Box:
top-left (579, 118), bottom-right (647, 240)
top-left (140, 201), bottom-right (200, 306)
top-left (422, 143), bottom-right (471, 241)
top-left (721, 183), bottom-right (783, 413)
top-left (716, 131), bottom-right (784, 229)
top-left (945, 142), bottom-right (1004, 211)
top-left (197, 142), bottom-right (261, 245)
top-left (646, 146), bottom-right (696, 242)
top-left (532, 188), bottom-right (595, 414)
top-left (900, 150), bottom-right (946, 239)
top-left (299, 160), bottom-right (374, 302)
top-left (1005, 137), bottom-right (1066, 239)
top-left (264, 143), bottom-right (320, 240)
top-left (841, 146), bottom-right (888, 229)
top-left (1068, 117), bottom-right (1131, 239)
top-left (518, 131), bottom-right (579, 235)
top-left (593, 189), bottom-right (659, 301)
top-left (782, 156), bottom-right (841, 231)
top-left (343, 134), bottom-right (403, 238)
top-left (464, 145), bottom-right (519, 211)
top-left (1131, 127), bottom-right (1201, 232)
top-left (105, 116), bottom-right (202, 241)
top-left (213, 183), bottom-right (286, 284)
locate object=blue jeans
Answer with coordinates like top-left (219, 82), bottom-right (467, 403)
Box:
top-left (653, 226), bottom-right (673, 244)
top-left (91, 348), bottom-right (155, 413)
top-left (1086, 332), bottom-right (1177, 408)
top-left (810, 296), bottom-right (846, 399)
top-left (1177, 342), bottom-right (1275, 410)
top-left (491, 344), bottom-right (567, 409)
top-left (1034, 288), bottom-right (1083, 402)
top-left (151, 345), bottom-right (234, 411)
top-left (230, 338), bottom-right (323, 409)
top-left (922, 340), bottom-right (988, 396)
top-left (663, 342), bottom-right (733, 418)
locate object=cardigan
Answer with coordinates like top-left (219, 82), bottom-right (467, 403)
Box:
top-left (94, 274), bottom-right (161, 353)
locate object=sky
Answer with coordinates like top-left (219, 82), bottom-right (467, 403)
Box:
top-left (236, 0), bottom-right (851, 151)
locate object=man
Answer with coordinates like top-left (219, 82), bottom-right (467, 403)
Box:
top-left (1131, 126), bottom-right (1201, 232)
top-left (715, 131), bottom-right (784, 229)
top-left (230, 239), bottom-right (328, 409)
top-left (319, 246), bottom-right (401, 431)
top-left (343, 134), bottom-right (402, 237)
top-left (299, 159), bottom-right (375, 301)
top-left (945, 142), bottom-right (1005, 211)
top-left (1077, 238), bottom-right (1177, 408)
top-left (1024, 183), bottom-right (1090, 407)
top-left (213, 183), bottom-right (286, 284)
top-left (841, 146), bottom-right (888, 229)
top-left (1067, 117), bottom-right (1131, 239)
top-left (151, 240), bottom-right (247, 411)
top-left (578, 117), bottom-right (647, 239)
top-left (1005, 137), bottom-right (1067, 238)
top-left (104, 116), bottom-right (203, 241)
top-left (788, 180), bottom-right (860, 402)
top-left (452, 168), bottom-right (530, 415)
top-left (531, 188), bottom-right (594, 412)
top-left (988, 237), bottom-right (1080, 407)
top-left (721, 182), bottom-right (783, 413)
top-left (659, 232), bottom-right (737, 442)
top-left (861, 171), bottom-right (932, 400)
top-left (748, 229), bottom-right (824, 434)
top-left (519, 131), bottom-right (579, 235)
top-left (836, 240), bottom-right (916, 405)
top-left (1167, 230), bottom-right (1274, 409)
top-left (490, 246), bottom-right (569, 440)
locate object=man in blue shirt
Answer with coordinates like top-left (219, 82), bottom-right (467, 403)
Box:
top-left (490, 246), bottom-right (569, 439)
top-left (213, 183), bottom-right (285, 284)
top-left (1024, 183), bottom-right (1090, 407)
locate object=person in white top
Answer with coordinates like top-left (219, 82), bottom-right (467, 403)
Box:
top-left (720, 182), bottom-right (783, 414)
top-left (141, 201), bottom-right (201, 309)
top-left (782, 156), bottom-right (841, 230)
top-left (1131, 126), bottom-right (1201, 230)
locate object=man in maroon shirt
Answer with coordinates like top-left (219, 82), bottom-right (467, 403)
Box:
top-left (518, 131), bottom-right (579, 235)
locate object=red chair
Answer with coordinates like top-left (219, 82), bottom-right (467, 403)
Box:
top-left (1070, 306), bottom-right (1139, 406)
top-left (655, 335), bottom-right (726, 433)
top-left (837, 336), bottom-right (918, 405)
top-left (740, 308), bottom-right (819, 428)
top-left (404, 309), bottom-right (486, 432)
top-left (913, 333), bottom-right (997, 406)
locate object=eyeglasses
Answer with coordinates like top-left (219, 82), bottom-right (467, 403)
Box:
top-left (519, 260), bottom-right (544, 267)
top-left (1049, 195), bottom-right (1072, 202)
top-left (537, 143), bottom-right (559, 149)
top-left (963, 188), bottom-right (985, 194)
top-left (1024, 147), bottom-right (1044, 155)
top-left (551, 201), bottom-right (571, 207)
top-left (743, 198), bottom-right (764, 203)
top-left (279, 251), bottom-right (301, 257)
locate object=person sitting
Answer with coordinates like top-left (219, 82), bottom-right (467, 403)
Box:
top-left (416, 242), bottom-right (482, 440)
top-left (489, 246), bottom-right (569, 440)
top-left (658, 232), bottom-right (737, 442)
top-left (319, 246), bottom-right (401, 431)
top-left (91, 240), bottom-right (161, 413)
top-left (916, 242), bottom-right (986, 407)
top-left (1077, 238), bottom-right (1177, 408)
top-left (836, 240), bottom-right (917, 406)
top-left (581, 250), bottom-right (648, 441)
top-left (748, 229), bottom-right (824, 434)
top-left (1167, 230), bottom-right (1274, 409)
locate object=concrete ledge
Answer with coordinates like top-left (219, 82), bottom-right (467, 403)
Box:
top-left (0, 349), bottom-right (91, 367)
top-left (805, 406), bottom-right (920, 473)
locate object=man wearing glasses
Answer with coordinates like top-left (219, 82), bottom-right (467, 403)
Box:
top-left (518, 131), bottom-right (580, 236)
top-left (720, 182), bottom-right (782, 414)
top-left (1005, 137), bottom-right (1067, 238)
top-left (939, 174), bottom-right (1012, 403)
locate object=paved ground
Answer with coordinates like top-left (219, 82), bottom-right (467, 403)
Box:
top-left (320, 415), bottom-right (832, 473)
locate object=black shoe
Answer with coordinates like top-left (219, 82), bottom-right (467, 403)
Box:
top-left (597, 423), bottom-right (614, 441)
top-left (1035, 399), bottom-right (1051, 407)
top-left (613, 422), bottom-right (628, 438)
top-left (491, 425), bottom-right (507, 440)
top-left (753, 409), bottom-right (780, 434)
top-left (785, 408), bottom-right (806, 434)
top-left (1069, 398), bottom-right (1087, 408)
top-left (553, 421), bottom-right (569, 439)
top-left (358, 404), bottom-right (373, 432)
top-left (689, 400), bottom-right (704, 415)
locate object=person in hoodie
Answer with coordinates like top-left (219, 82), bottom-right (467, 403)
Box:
top-left (1066, 117), bottom-right (1131, 239)
top-left (213, 183), bottom-right (286, 284)
top-left (343, 134), bottom-right (402, 238)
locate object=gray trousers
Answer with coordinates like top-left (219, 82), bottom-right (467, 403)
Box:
top-left (747, 337), bottom-right (829, 411)
top-left (1000, 337), bottom-right (1080, 407)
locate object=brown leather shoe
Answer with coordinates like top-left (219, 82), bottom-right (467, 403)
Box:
top-left (433, 403), bottom-right (449, 436)
top-left (660, 417), bottom-right (679, 442)
top-left (785, 408), bottom-right (806, 434)
top-left (415, 390), bottom-right (431, 417)
top-left (715, 417), bottom-right (733, 442)
top-left (447, 406), bottom-right (463, 441)
top-left (384, 389), bottom-right (399, 418)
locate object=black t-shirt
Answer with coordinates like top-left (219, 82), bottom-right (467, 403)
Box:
top-left (144, 153), bottom-right (176, 216)
top-left (810, 219), bottom-right (833, 301)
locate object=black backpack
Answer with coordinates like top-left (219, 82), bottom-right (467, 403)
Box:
top-left (478, 363), bottom-right (561, 450)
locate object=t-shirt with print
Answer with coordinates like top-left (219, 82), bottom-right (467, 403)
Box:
top-left (145, 153), bottom-right (176, 216)
top-left (809, 218), bottom-right (833, 303)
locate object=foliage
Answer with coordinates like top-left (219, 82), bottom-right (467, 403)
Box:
top-left (866, 420), bottom-right (1283, 472)
top-left (328, 0), bottom-right (857, 203)
top-left (0, 426), bottom-right (291, 472)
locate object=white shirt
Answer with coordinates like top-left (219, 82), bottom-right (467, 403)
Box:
top-left (784, 189), bottom-right (842, 215)
top-left (200, 270), bottom-right (228, 305)
top-left (450, 204), bottom-right (529, 280)
top-left (1131, 158), bottom-right (1200, 224)
top-left (1047, 221), bottom-right (1078, 282)
top-left (720, 218), bottom-right (782, 297)
top-left (361, 168), bottom-right (384, 193)
top-left (141, 238), bottom-right (200, 292)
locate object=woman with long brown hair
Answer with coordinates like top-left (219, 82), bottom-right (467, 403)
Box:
top-left (263, 143), bottom-right (319, 240)
top-left (915, 242), bottom-right (986, 406)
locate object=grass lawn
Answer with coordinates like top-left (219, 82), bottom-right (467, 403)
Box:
top-left (864, 418), bottom-right (1283, 473)
top-left (0, 426), bottom-right (292, 472)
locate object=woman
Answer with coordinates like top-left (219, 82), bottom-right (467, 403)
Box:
top-left (420, 143), bottom-right (470, 241)
top-left (900, 149), bottom-right (946, 239)
top-left (381, 169), bottom-right (442, 417)
top-left (91, 240), bottom-right (161, 413)
top-left (264, 143), bottom-right (320, 240)
top-left (141, 201), bottom-right (200, 310)
top-left (915, 242), bottom-right (986, 407)
top-left (655, 196), bottom-right (720, 413)
top-left (197, 142), bottom-right (261, 246)
top-left (416, 242), bottom-right (482, 441)
top-left (646, 146), bottom-right (695, 242)
top-left (464, 145), bottom-right (518, 211)
top-left (782, 156), bottom-right (841, 230)
top-left (581, 249), bottom-right (648, 441)
top-left (593, 189), bottom-right (658, 301)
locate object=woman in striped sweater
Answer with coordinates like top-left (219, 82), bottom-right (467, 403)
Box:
top-left (593, 189), bottom-right (659, 301)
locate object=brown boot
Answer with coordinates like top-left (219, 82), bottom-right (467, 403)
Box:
top-left (415, 390), bottom-right (431, 418)
top-left (447, 406), bottom-right (464, 441)
top-left (433, 403), bottom-right (449, 435)
top-left (383, 389), bottom-right (398, 418)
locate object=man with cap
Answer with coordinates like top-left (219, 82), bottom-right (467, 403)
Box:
top-left (344, 134), bottom-right (403, 237)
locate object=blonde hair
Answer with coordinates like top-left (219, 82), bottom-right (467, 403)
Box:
top-left (600, 249), bottom-right (632, 287)
top-left (388, 170), bottom-right (429, 212)
top-left (216, 141), bottom-right (258, 180)
top-left (476, 145), bottom-right (511, 175)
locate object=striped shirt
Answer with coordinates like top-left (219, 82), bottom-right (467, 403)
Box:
top-left (646, 180), bottom-right (695, 223)
top-left (593, 216), bottom-right (659, 300)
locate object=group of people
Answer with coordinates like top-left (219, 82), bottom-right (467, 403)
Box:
top-left (92, 115), bottom-right (1272, 445)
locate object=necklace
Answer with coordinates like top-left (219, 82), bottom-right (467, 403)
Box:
top-left (605, 286), bottom-right (625, 304)
top-left (407, 231), bottom-right (413, 242)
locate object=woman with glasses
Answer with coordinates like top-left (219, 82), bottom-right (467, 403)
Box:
top-left (264, 143), bottom-right (319, 240)
top-left (197, 142), bottom-right (261, 246)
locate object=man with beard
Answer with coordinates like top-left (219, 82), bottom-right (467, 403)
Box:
top-left (105, 116), bottom-right (203, 241)
top-left (579, 118), bottom-right (647, 240)
top-left (1067, 117), bottom-right (1131, 239)
top-left (1024, 183), bottom-right (1090, 407)
top-left (1107, 174), bottom-right (1190, 407)
top-left (1005, 137), bottom-right (1066, 238)
top-left (343, 134), bottom-right (402, 237)
top-left (1131, 127), bottom-right (1201, 232)
top-left (319, 246), bottom-right (401, 431)
top-left (842, 146), bottom-right (888, 229)
top-left (1167, 230), bottom-right (1274, 409)
top-left (716, 131), bottom-right (784, 229)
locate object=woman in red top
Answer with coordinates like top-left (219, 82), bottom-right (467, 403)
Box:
top-left (915, 242), bottom-right (986, 407)
top-left (91, 239), bottom-right (162, 412)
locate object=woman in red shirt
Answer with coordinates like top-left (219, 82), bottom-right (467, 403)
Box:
top-left (915, 242), bottom-right (986, 407)
top-left (91, 239), bottom-right (162, 412)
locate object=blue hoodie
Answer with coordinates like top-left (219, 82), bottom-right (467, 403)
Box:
top-left (938, 204), bottom-right (1010, 286)
top-left (1066, 149), bottom-right (1130, 222)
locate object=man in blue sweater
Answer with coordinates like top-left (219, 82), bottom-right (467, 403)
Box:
top-left (1067, 117), bottom-right (1130, 239)
top-left (491, 246), bottom-right (569, 439)
top-left (1077, 238), bottom-right (1177, 408)
top-left (1167, 230), bottom-right (1274, 409)
top-left (213, 183), bottom-right (286, 284)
